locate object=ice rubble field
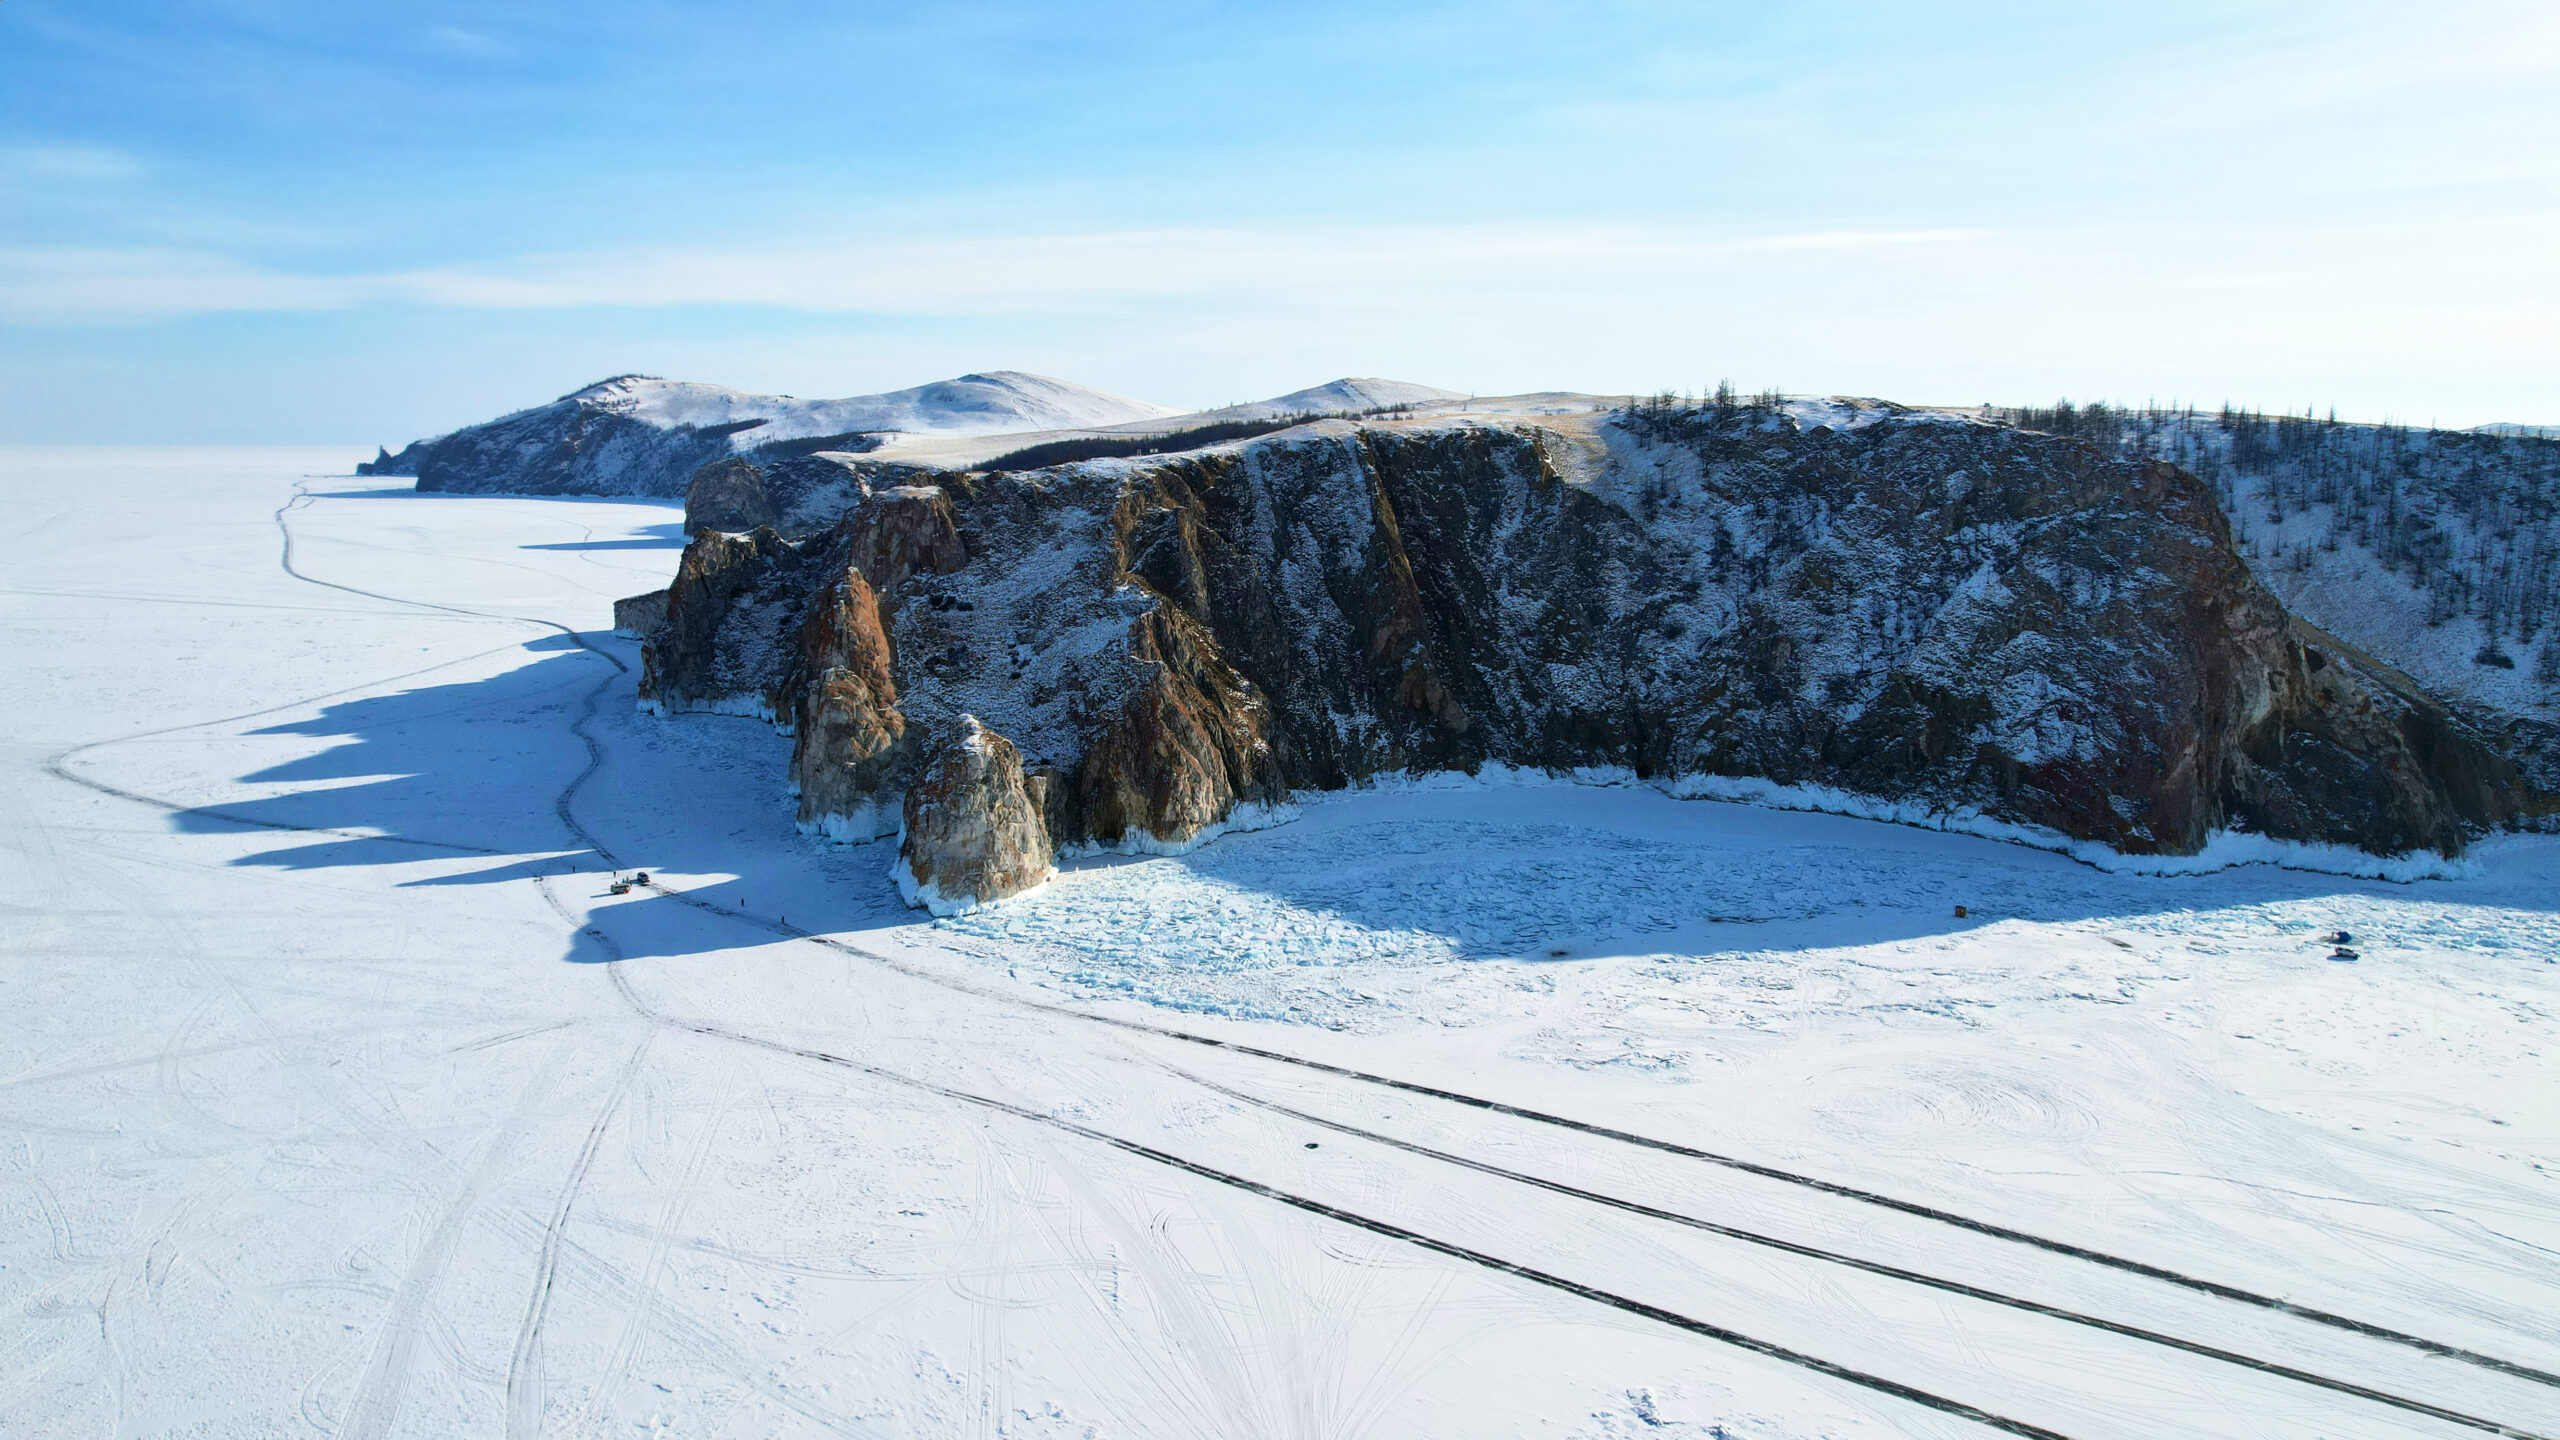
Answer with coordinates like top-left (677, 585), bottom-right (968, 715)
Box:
top-left (4, 448), bottom-right (2559, 1440)
top-left (947, 785), bottom-right (2560, 1032)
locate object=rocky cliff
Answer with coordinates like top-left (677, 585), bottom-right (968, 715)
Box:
top-left (683, 458), bottom-right (778, 535)
top-left (635, 398), bottom-right (2543, 910)
top-left (1982, 401), bottom-right (2560, 751)
top-left (893, 715), bottom-right (1057, 916)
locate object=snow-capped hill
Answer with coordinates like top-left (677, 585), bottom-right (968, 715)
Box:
top-left (553, 370), bottom-right (1177, 439)
top-left (1189, 378), bottom-right (1467, 423)
top-left (2475, 422), bottom-right (2560, 439)
top-left (881, 372), bottom-right (1182, 434)
top-left (361, 370), bottom-right (1179, 497)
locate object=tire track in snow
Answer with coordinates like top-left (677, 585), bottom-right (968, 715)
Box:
top-left (38, 482), bottom-right (887, 1437)
top-left (592, 972), bottom-right (2086, 1440)
top-left (1002, 1079), bottom-right (1360, 1440)
top-left (1163, 1062), bottom-right (2552, 1439)
top-left (41, 486), bottom-right (626, 863)
top-left (0, 582), bottom-right (472, 617)
top-left (42, 635), bottom-right (531, 859)
top-left (504, 1033), bottom-right (650, 1440)
top-left (636, 878), bottom-right (2560, 1400)
top-left (3, 782), bottom-right (527, 1429)
top-left (0, 1022), bottom-right (427, 1092)
top-left (340, 1044), bottom-right (573, 1440)
top-left (522, 650), bottom-right (2083, 1437)
top-left (572, 1072), bottom-right (728, 1436)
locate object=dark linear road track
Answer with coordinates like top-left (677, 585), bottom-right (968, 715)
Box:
top-left (48, 479), bottom-right (2555, 1439)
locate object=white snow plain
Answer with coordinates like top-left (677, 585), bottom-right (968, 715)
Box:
top-left (4, 447), bottom-right (2558, 1439)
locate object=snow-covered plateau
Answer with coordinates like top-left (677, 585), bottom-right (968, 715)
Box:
top-left (5, 447), bottom-right (2558, 1438)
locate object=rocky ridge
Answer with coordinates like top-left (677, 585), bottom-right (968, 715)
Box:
top-left (633, 396), bottom-right (2545, 911)
top-left (360, 371), bottom-right (1175, 497)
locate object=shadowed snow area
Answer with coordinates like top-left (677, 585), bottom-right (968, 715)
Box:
top-left (937, 781), bottom-right (2560, 1037)
top-left (5, 448), bottom-right (2558, 1440)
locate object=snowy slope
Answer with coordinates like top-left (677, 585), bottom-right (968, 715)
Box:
top-left (2006, 407), bottom-right (2560, 739)
top-left (1182, 376), bottom-right (1468, 423)
top-left (6, 448), bottom-right (2560, 1437)
top-left (591, 370), bottom-right (1181, 440)
top-left (782, 375), bottom-right (1486, 471)
top-left (520, 370), bottom-right (1179, 443)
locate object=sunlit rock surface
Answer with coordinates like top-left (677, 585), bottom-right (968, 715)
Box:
top-left (893, 715), bottom-right (1055, 914)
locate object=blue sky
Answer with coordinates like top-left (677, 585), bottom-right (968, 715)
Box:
top-left (3, 1), bottom-right (2553, 442)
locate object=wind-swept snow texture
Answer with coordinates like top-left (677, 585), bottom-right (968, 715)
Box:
top-left (8, 448), bottom-right (2560, 1440)
top-left (361, 370), bottom-right (1181, 498)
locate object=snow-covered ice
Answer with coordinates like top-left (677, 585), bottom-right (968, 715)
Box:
top-left (4, 447), bottom-right (2558, 1438)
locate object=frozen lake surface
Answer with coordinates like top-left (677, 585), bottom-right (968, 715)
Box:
top-left (3, 447), bottom-right (2555, 1438)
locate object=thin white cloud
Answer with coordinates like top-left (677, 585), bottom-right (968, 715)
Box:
top-left (0, 143), bottom-right (144, 182)
top-left (418, 25), bottom-right (515, 61)
top-left (8, 215), bottom-right (2549, 427)
top-left (0, 225), bottom-right (1996, 320)
top-left (0, 246), bottom-right (358, 316)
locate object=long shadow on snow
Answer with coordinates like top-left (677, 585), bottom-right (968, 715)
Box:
top-left (171, 634), bottom-right (617, 870)
top-left (155, 630), bottom-right (907, 964)
top-left (522, 520), bottom-right (685, 552)
top-left (159, 627), bottom-right (2555, 975)
top-left (925, 791), bottom-right (2560, 981)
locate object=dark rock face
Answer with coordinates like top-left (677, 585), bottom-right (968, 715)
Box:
top-left (377, 397), bottom-right (749, 498)
top-left (639, 406), bottom-right (2541, 872)
top-left (612, 588), bottom-right (668, 639)
top-left (893, 716), bottom-right (1055, 914)
top-left (367, 381), bottom-right (888, 498)
top-left (684, 458), bottom-right (778, 535)
top-left (683, 455), bottom-right (970, 542)
top-left (639, 526), bottom-right (817, 718)
top-left (641, 482), bottom-right (979, 829)
top-left (757, 456), bottom-right (870, 535)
